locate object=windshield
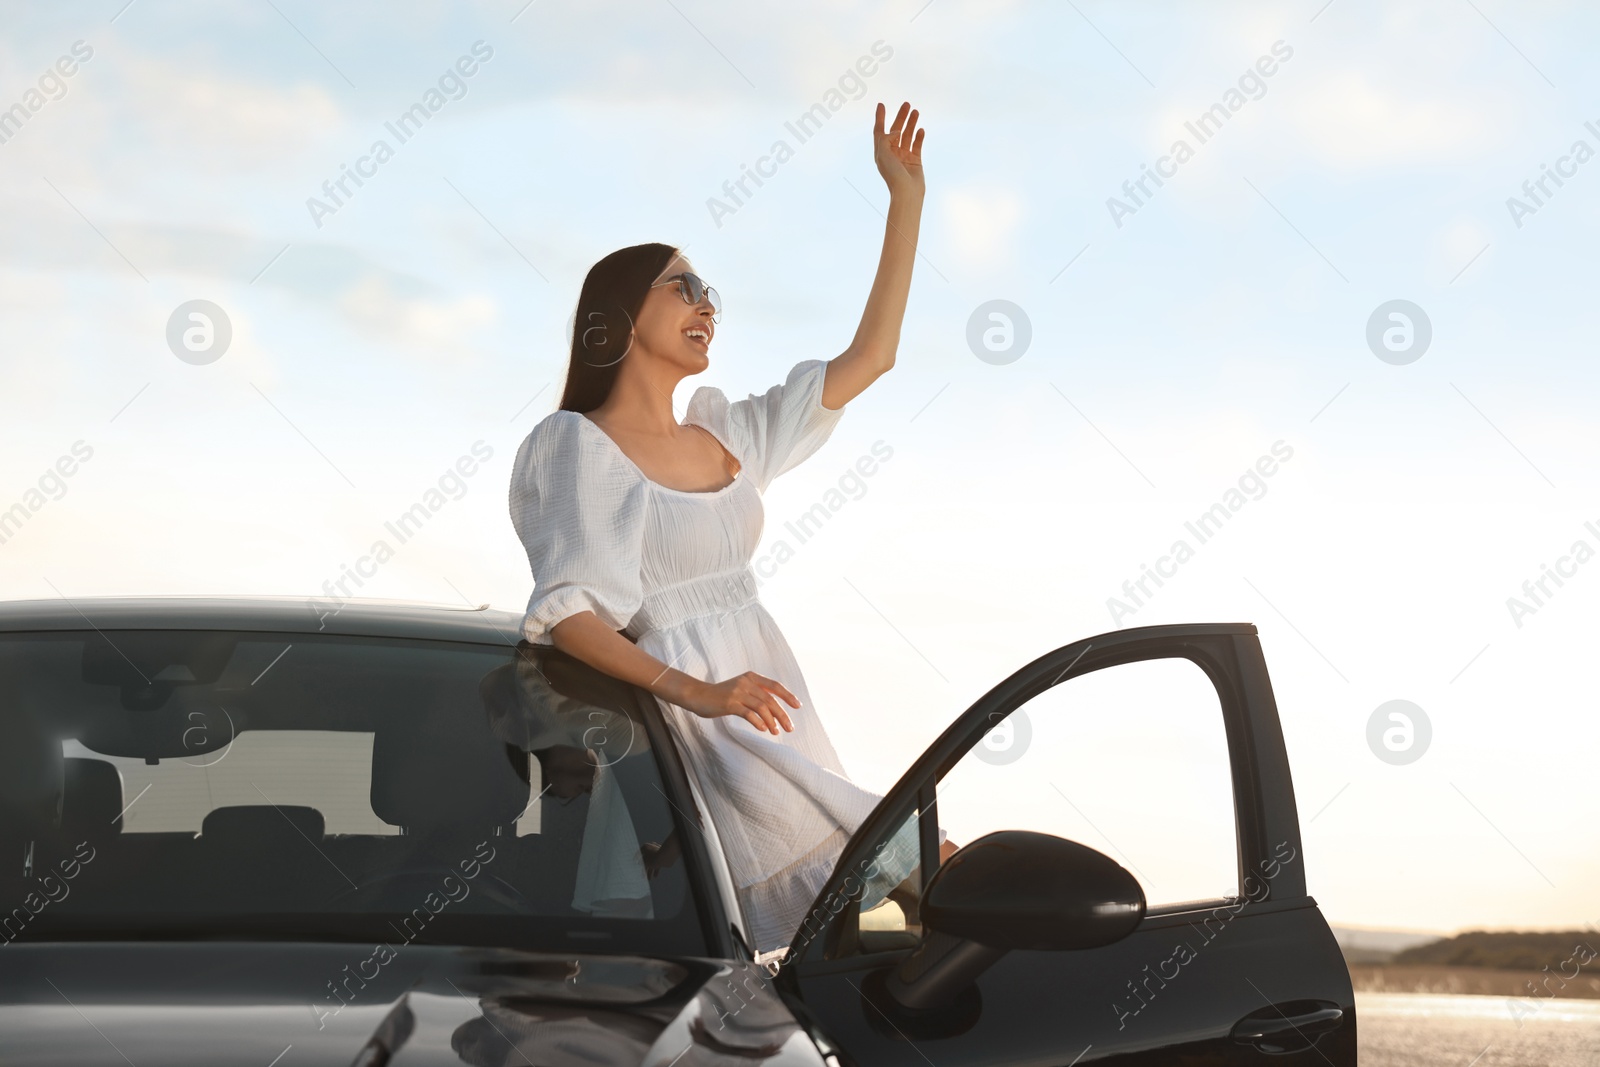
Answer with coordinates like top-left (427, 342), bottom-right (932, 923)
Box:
top-left (0, 630), bottom-right (704, 956)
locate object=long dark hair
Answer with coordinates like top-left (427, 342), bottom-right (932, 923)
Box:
top-left (558, 242), bottom-right (680, 413)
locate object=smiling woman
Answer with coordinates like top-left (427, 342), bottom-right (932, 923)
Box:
top-left (508, 102), bottom-right (945, 955)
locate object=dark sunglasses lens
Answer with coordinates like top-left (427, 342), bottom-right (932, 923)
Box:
top-left (681, 274), bottom-right (721, 319)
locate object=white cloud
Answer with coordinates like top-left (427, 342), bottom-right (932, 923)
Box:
top-left (1277, 70), bottom-right (1499, 168)
top-left (941, 184), bottom-right (1023, 268)
top-left (113, 55), bottom-right (343, 171)
top-left (338, 273), bottom-right (497, 360)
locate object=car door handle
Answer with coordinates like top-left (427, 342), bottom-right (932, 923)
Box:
top-left (1231, 1003), bottom-right (1343, 1053)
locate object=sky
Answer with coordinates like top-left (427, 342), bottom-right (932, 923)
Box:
top-left (2, 0), bottom-right (1597, 936)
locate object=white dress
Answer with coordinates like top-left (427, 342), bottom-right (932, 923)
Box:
top-left (509, 359), bottom-right (917, 953)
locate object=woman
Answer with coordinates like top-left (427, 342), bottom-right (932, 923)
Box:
top-left (508, 102), bottom-right (952, 957)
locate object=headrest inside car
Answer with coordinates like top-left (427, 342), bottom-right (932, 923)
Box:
top-left (0, 712), bottom-right (64, 836)
top-left (62, 758), bottom-right (124, 841)
top-left (201, 804), bottom-right (325, 842)
top-left (370, 721), bottom-right (529, 832)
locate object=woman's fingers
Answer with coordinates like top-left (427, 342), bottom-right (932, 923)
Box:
top-left (698, 672), bottom-right (799, 735)
top-left (888, 100), bottom-right (909, 137)
top-left (751, 673), bottom-right (800, 709)
top-left (877, 101), bottom-right (910, 142)
top-left (747, 674), bottom-right (796, 733)
top-left (751, 702), bottom-right (777, 734)
top-left (735, 686), bottom-right (779, 734)
top-left (757, 691), bottom-right (790, 735)
top-left (744, 704), bottom-right (778, 735)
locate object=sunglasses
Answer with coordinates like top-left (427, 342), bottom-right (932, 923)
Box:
top-left (651, 272), bottom-right (722, 323)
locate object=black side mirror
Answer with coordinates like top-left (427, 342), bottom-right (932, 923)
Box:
top-left (883, 830), bottom-right (1145, 1012)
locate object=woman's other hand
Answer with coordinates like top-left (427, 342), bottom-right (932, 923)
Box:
top-left (641, 831), bottom-right (682, 879)
top-left (874, 101), bottom-right (925, 200)
top-left (682, 672), bottom-right (798, 736)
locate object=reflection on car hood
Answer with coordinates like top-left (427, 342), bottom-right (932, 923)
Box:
top-left (0, 941), bottom-right (827, 1066)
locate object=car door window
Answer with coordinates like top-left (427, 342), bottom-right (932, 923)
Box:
top-left (852, 655), bottom-right (1236, 946)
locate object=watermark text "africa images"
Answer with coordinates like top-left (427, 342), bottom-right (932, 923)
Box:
top-left (1107, 41), bottom-right (1294, 229)
top-left (306, 41), bottom-right (494, 228)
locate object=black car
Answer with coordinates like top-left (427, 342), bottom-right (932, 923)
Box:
top-left (0, 596), bottom-right (1355, 1065)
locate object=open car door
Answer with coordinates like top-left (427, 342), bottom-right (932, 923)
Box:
top-left (773, 622), bottom-right (1355, 1066)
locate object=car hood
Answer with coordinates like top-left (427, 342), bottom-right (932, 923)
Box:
top-left (0, 941), bottom-right (826, 1066)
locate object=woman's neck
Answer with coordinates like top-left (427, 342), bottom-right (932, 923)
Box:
top-left (590, 360), bottom-right (684, 436)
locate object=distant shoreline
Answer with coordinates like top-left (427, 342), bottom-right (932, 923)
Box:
top-left (1349, 964), bottom-right (1600, 1001)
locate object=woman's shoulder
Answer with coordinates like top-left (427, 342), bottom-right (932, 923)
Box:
top-left (687, 360), bottom-right (829, 410)
top-left (514, 408), bottom-right (634, 480)
top-left (515, 408), bottom-right (578, 462)
top-left (526, 406), bottom-right (582, 440)
top-left (683, 380), bottom-right (730, 430)
top-left (684, 360), bottom-right (832, 437)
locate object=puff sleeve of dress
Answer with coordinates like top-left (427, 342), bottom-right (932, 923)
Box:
top-left (685, 358), bottom-right (845, 492)
top-left (509, 411), bottom-right (649, 645)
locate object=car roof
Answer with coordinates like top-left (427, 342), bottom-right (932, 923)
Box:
top-left (0, 595), bottom-right (527, 645)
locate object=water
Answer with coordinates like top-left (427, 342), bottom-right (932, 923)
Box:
top-left (1358, 992), bottom-right (1600, 1066)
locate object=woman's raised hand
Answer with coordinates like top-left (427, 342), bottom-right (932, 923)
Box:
top-left (684, 671), bottom-right (797, 736)
top-left (874, 101), bottom-right (926, 200)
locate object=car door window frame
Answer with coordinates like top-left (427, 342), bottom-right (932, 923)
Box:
top-left (781, 623), bottom-right (1308, 974)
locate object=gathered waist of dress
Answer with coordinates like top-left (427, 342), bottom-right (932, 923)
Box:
top-left (628, 566), bottom-right (761, 637)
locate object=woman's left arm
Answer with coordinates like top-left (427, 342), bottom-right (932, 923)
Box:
top-left (823, 101), bottom-right (926, 411)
